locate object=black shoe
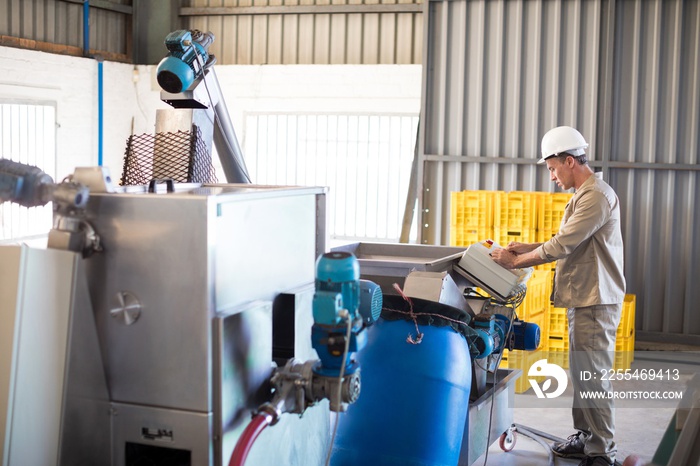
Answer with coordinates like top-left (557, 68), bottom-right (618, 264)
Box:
top-left (552, 431), bottom-right (587, 459)
top-left (578, 456), bottom-right (614, 466)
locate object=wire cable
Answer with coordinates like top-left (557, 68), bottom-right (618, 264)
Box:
top-left (325, 311), bottom-right (353, 466)
top-left (482, 298), bottom-right (519, 466)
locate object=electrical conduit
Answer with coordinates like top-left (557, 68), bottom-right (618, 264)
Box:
top-left (228, 413), bottom-right (273, 466)
top-left (83, 1), bottom-right (104, 166)
top-left (97, 59), bottom-right (103, 166)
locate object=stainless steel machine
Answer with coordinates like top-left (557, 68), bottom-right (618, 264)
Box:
top-left (82, 182), bottom-right (328, 466)
top-left (0, 163), bottom-right (333, 466)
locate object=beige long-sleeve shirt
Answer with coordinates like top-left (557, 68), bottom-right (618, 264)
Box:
top-left (535, 175), bottom-right (626, 308)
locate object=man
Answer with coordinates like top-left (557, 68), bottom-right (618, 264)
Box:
top-left (491, 125), bottom-right (625, 466)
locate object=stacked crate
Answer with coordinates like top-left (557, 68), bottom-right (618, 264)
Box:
top-left (449, 190), bottom-right (635, 391)
top-left (503, 348), bottom-right (546, 394)
top-left (494, 191), bottom-right (540, 246)
top-left (537, 193), bottom-right (573, 243)
top-left (547, 306), bottom-right (569, 369)
top-left (450, 191), bottom-right (500, 246)
top-left (518, 269), bottom-right (551, 351)
top-left (614, 294), bottom-right (636, 370)
top-left (450, 190), bottom-right (572, 271)
top-left (547, 294), bottom-right (636, 372)
top-left (534, 192), bottom-right (573, 271)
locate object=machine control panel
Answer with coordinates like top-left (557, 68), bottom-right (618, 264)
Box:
top-left (455, 239), bottom-right (532, 300)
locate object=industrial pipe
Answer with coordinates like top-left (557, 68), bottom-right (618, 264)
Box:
top-left (97, 58), bottom-right (104, 166)
top-left (210, 70), bottom-right (251, 183)
top-left (228, 413), bottom-right (273, 466)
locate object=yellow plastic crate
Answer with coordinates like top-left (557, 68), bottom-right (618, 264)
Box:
top-left (613, 295), bottom-right (636, 371)
top-left (538, 192), bottom-right (573, 231)
top-left (614, 350), bottom-right (634, 371)
top-left (612, 295), bottom-right (636, 370)
top-left (535, 193), bottom-right (546, 230)
top-left (547, 297), bottom-right (633, 338)
top-left (547, 349), bottom-right (569, 370)
top-left (537, 295), bottom-right (635, 373)
top-left (450, 190), bottom-right (499, 229)
top-left (618, 294), bottom-right (636, 339)
top-left (614, 332), bottom-right (634, 370)
top-left (450, 190), bottom-right (501, 247)
top-left (534, 262), bottom-right (556, 272)
top-left (494, 227), bottom-right (536, 247)
top-left (520, 271), bottom-right (550, 319)
top-left (615, 333), bottom-right (634, 352)
top-left (536, 228), bottom-right (557, 243)
top-left (449, 227), bottom-right (464, 247)
top-left (452, 190), bottom-right (575, 251)
top-left (522, 275), bottom-right (545, 313)
top-left (449, 226), bottom-right (493, 247)
top-left (536, 192), bottom-right (572, 241)
top-left (548, 334), bottom-right (569, 351)
top-left (495, 191), bottom-right (540, 231)
top-left (505, 348), bottom-right (546, 394)
top-left (549, 306), bottom-right (568, 338)
top-left (450, 192), bottom-right (467, 227)
top-left (550, 193), bottom-right (572, 224)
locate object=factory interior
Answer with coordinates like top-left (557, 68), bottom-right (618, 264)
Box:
top-left (1, 1), bottom-right (699, 466)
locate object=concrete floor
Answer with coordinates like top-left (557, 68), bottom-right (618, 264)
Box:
top-left (472, 346), bottom-right (700, 466)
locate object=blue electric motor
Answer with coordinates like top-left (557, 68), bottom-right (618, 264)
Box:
top-left (311, 252), bottom-right (382, 378)
top-left (470, 313), bottom-right (540, 359)
top-left (156, 30), bottom-right (216, 94)
top-left (511, 318), bottom-right (540, 351)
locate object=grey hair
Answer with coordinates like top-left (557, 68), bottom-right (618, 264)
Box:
top-left (557, 153), bottom-right (588, 165)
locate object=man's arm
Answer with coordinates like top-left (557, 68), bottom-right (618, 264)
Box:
top-left (494, 189), bottom-right (612, 269)
top-left (539, 190), bottom-right (611, 261)
top-left (491, 247), bottom-right (550, 269)
top-left (506, 241), bottom-right (542, 255)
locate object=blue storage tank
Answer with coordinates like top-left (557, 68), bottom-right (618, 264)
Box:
top-left (331, 295), bottom-right (473, 466)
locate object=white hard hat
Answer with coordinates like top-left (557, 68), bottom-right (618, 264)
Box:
top-left (539, 126), bottom-right (589, 164)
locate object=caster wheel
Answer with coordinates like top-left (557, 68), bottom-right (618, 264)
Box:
top-left (499, 430), bottom-right (517, 452)
top-left (622, 455), bottom-right (645, 466)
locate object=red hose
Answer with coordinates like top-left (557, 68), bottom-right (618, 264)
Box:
top-left (229, 414), bottom-right (273, 466)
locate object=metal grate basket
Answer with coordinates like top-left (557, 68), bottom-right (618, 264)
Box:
top-left (120, 125), bottom-right (218, 186)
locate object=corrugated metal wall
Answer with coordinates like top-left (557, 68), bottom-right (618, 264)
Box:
top-left (419, 0), bottom-right (700, 341)
top-left (609, 0), bottom-right (700, 340)
top-left (183, 0), bottom-right (423, 64)
top-left (0, 0), bottom-right (422, 64)
top-left (0, 0), bottom-right (132, 59)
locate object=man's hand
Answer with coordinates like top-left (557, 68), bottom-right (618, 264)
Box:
top-left (490, 247), bottom-right (517, 269)
top-left (506, 242), bottom-right (538, 255)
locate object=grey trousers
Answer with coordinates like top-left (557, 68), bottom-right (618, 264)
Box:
top-left (568, 303), bottom-right (622, 462)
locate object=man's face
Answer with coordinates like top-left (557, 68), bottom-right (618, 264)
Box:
top-left (545, 155), bottom-right (574, 190)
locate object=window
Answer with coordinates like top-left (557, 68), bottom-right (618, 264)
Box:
top-left (0, 102), bottom-right (57, 242)
top-left (244, 113), bottom-right (419, 243)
